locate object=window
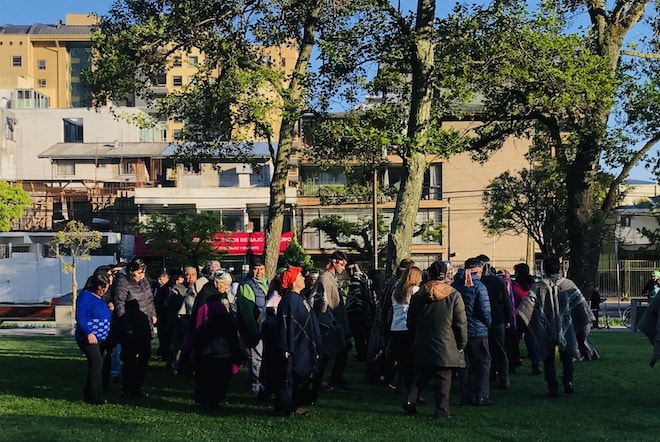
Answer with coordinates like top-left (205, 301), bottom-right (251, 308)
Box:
top-left (120, 161), bottom-right (134, 175)
top-left (63, 118), bottom-right (84, 142)
top-left (172, 76), bottom-right (183, 87)
top-left (37, 79), bottom-right (46, 88)
top-left (620, 216), bottom-right (632, 227)
top-left (57, 161), bottom-right (75, 176)
top-left (173, 55), bottom-right (182, 67)
top-left (188, 56), bottom-right (198, 66)
top-left (12, 56), bottom-right (22, 67)
top-left (280, 58), bottom-right (286, 68)
top-left (173, 130), bottom-right (183, 140)
top-left (5, 117), bottom-right (14, 141)
top-left (37, 59), bottom-right (46, 70)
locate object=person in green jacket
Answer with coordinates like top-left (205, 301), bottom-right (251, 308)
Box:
top-left (236, 256), bottom-right (269, 396)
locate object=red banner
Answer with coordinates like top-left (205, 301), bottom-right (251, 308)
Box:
top-left (214, 231), bottom-right (293, 255)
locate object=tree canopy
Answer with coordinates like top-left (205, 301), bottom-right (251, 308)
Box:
top-left (133, 211), bottom-right (227, 268)
top-left (0, 181), bottom-right (31, 232)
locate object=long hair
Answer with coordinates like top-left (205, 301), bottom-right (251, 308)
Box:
top-left (392, 266), bottom-right (422, 304)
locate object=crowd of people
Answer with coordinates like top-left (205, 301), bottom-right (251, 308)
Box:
top-left (74, 252), bottom-right (599, 418)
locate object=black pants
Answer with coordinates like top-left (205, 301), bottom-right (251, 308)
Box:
top-left (78, 341), bottom-right (108, 404)
top-left (194, 356), bottom-right (232, 406)
top-left (388, 331), bottom-right (415, 393)
top-left (459, 337), bottom-right (491, 403)
top-left (488, 323), bottom-right (509, 384)
top-left (121, 340), bottom-right (151, 396)
top-left (409, 366), bottom-right (453, 417)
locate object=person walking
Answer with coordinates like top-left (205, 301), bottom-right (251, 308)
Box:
top-left (113, 258), bottom-right (157, 399)
top-left (314, 251), bottom-right (352, 389)
top-left (476, 254), bottom-right (512, 389)
top-left (452, 257), bottom-right (492, 406)
top-left (403, 261), bottom-right (467, 418)
top-left (517, 256), bottom-right (594, 397)
top-left (75, 273), bottom-right (113, 405)
top-left (236, 256), bottom-right (269, 396)
top-left (275, 266), bottom-right (324, 416)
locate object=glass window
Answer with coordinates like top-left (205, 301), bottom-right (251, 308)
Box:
top-left (37, 59), bottom-right (46, 70)
top-left (57, 161), bottom-right (75, 175)
top-left (12, 56), bottom-right (22, 67)
top-left (172, 76), bottom-right (183, 87)
top-left (173, 55), bottom-right (182, 67)
top-left (37, 79), bottom-right (46, 88)
top-left (63, 118), bottom-right (83, 142)
top-left (188, 56), bottom-right (198, 66)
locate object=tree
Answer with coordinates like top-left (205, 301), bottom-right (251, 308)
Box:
top-left (482, 162), bottom-right (570, 258)
top-left (49, 221), bottom-right (102, 315)
top-left (0, 181), bottom-right (31, 231)
top-left (434, 1), bottom-right (660, 293)
top-left (85, 0), bottom-right (379, 278)
top-left (133, 211), bottom-right (227, 268)
top-left (282, 234), bottom-right (317, 273)
top-left (306, 214), bottom-right (389, 264)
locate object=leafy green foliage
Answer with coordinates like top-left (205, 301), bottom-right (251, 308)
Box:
top-left (282, 234), bottom-right (317, 273)
top-left (0, 181), bottom-right (31, 232)
top-left (133, 211), bottom-right (228, 267)
top-left (49, 221), bottom-right (103, 311)
top-left (306, 214), bottom-right (388, 264)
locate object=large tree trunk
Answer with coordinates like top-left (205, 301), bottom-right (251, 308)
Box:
top-left (564, 1), bottom-right (645, 294)
top-left (262, 3), bottom-right (321, 278)
top-left (385, 0), bottom-right (435, 278)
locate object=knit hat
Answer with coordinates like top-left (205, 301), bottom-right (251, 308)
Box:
top-left (281, 266), bottom-right (303, 290)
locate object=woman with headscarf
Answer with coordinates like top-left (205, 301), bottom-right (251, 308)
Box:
top-left (190, 270), bottom-right (241, 409)
top-left (276, 266), bottom-right (324, 416)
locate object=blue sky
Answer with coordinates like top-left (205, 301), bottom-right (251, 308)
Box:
top-left (2, 1), bottom-right (657, 181)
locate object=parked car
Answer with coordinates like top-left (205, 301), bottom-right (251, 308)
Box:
top-left (50, 292), bottom-right (73, 306)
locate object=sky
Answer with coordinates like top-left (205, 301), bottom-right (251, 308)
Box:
top-left (1, 0), bottom-right (657, 182)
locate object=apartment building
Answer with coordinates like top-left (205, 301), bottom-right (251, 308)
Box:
top-left (0, 13), bottom-right (96, 108)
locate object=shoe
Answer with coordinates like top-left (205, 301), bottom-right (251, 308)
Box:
top-left (434, 411), bottom-right (454, 419)
top-left (564, 383), bottom-right (574, 394)
top-left (416, 396), bottom-right (426, 405)
top-left (290, 407), bottom-right (308, 417)
top-left (531, 368), bottom-right (542, 375)
top-left (474, 398), bottom-right (493, 406)
top-left (499, 379), bottom-right (510, 389)
top-left (321, 382), bottom-right (335, 392)
top-left (402, 401), bottom-right (418, 414)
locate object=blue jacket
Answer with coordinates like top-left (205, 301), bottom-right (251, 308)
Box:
top-left (452, 269), bottom-right (491, 338)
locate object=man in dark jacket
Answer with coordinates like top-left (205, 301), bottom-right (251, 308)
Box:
top-left (404, 260), bottom-right (467, 418)
top-left (476, 254), bottom-right (513, 389)
top-left (452, 257), bottom-right (492, 406)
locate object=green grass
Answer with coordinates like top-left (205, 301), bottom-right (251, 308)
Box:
top-left (1, 330), bottom-right (659, 441)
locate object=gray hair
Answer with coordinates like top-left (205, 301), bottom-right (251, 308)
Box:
top-left (212, 270), bottom-right (233, 285)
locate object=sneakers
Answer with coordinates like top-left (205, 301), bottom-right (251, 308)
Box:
top-left (564, 382), bottom-right (574, 394)
top-left (402, 401), bottom-right (418, 414)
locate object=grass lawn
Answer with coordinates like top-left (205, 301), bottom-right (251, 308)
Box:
top-left (0, 330), bottom-right (659, 441)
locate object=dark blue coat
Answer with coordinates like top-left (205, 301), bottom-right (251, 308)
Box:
top-left (453, 269), bottom-right (491, 339)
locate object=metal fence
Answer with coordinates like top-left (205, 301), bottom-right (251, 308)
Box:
top-left (597, 259), bottom-right (660, 299)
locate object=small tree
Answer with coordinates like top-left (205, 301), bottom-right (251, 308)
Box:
top-left (0, 181), bottom-right (31, 231)
top-left (282, 234), bottom-right (317, 273)
top-left (133, 211), bottom-right (228, 268)
top-left (50, 221), bottom-right (102, 315)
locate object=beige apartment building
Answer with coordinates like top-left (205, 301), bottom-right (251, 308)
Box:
top-left (0, 13), bottom-right (96, 108)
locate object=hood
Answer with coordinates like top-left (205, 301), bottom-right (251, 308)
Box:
top-left (423, 280), bottom-right (455, 301)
